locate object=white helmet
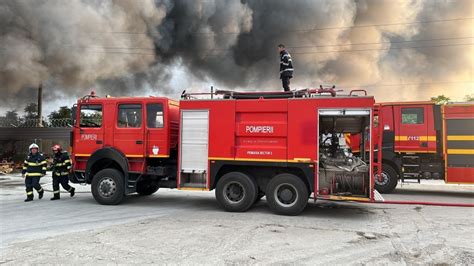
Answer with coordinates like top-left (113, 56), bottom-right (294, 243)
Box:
top-left (29, 143), bottom-right (39, 151)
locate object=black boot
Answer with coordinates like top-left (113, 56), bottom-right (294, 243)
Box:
top-left (38, 189), bottom-right (44, 199)
top-left (24, 193), bottom-right (33, 202)
top-left (70, 187), bottom-right (75, 197)
top-left (51, 194), bottom-right (60, 200)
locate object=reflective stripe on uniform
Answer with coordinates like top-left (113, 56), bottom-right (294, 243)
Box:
top-left (26, 162), bottom-right (43, 166)
top-left (26, 173), bottom-right (42, 177)
top-left (27, 191), bottom-right (33, 195)
top-left (53, 190), bottom-right (60, 194)
top-left (38, 188), bottom-right (43, 192)
top-left (22, 167), bottom-right (27, 170)
top-left (42, 167), bottom-right (47, 170)
top-left (280, 68), bottom-right (294, 73)
top-left (55, 159), bottom-right (71, 167)
top-left (56, 172), bottom-right (69, 176)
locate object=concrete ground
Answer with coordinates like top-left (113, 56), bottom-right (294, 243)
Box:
top-left (0, 173), bottom-right (473, 264)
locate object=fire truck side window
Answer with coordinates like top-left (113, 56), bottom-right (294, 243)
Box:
top-left (146, 103), bottom-right (164, 128)
top-left (118, 104), bottom-right (142, 128)
top-left (80, 105), bottom-right (102, 128)
top-left (402, 108), bottom-right (424, 124)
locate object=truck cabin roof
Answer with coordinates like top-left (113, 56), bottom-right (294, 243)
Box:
top-left (78, 92), bottom-right (178, 105)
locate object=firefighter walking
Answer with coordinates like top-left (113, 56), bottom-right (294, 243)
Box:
top-left (278, 44), bottom-right (294, 91)
top-left (22, 143), bottom-right (46, 202)
top-left (50, 144), bottom-right (75, 200)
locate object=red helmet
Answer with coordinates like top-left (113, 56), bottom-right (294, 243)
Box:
top-left (52, 144), bottom-right (62, 152)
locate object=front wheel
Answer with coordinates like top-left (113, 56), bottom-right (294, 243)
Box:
top-left (374, 164), bottom-right (398, 193)
top-left (266, 173), bottom-right (309, 216)
top-left (215, 172), bottom-right (257, 212)
top-left (91, 168), bottom-right (125, 205)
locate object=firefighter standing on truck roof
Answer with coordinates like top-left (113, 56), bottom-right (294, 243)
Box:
top-left (50, 144), bottom-right (75, 200)
top-left (278, 44), bottom-right (294, 92)
top-left (22, 143), bottom-right (46, 202)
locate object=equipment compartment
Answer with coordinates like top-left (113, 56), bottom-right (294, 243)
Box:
top-left (318, 109), bottom-right (371, 199)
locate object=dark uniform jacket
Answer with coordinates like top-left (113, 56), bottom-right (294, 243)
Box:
top-left (52, 151), bottom-right (72, 176)
top-left (22, 153), bottom-right (47, 177)
top-left (280, 50), bottom-right (294, 79)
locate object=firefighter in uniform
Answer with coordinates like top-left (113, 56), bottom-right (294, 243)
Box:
top-left (22, 143), bottom-right (46, 202)
top-left (278, 44), bottom-right (294, 91)
top-left (50, 144), bottom-right (75, 200)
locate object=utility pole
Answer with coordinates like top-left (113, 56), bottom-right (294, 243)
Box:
top-left (37, 83), bottom-right (43, 127)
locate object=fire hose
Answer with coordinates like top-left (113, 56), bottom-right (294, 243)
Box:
top-left (368, 200), bottom-right (474, 208)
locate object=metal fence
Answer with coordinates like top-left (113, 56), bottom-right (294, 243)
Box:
top-left (0, 127), bottom-right (71, 141)
top-left (0, 118), bottom-right (72, 128)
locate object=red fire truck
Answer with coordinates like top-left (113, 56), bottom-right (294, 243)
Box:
top-left (70, 88), bottom-right (381, 215)
top-left (351, 101), bottom-right (474, 193)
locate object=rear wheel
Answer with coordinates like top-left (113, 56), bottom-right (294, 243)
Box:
top-left (266, 173), bottom-right (309, 216)
top-left (374, 164), bottom-right (398, 193)
top-left (215, 172), bottom-right (257, 212)
top-left (136, 180), bottom-right (159, 196)
top-left (91, 168), bottom-right (125, 205)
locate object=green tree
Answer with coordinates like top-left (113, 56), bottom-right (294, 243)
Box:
top-left (24, 103), bottom-right (38, 119)
top-left (48, 106), bottom-right (72, 120)
top-left (48, 106), bottom-right (72, 127)
top-left (430, 95), bottom-right (450, 105)
top-left (5, 110), bottom-right (19, 121)
top-left (464, 94), bottom-right (474, 102)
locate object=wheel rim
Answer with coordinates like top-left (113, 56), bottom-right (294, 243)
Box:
top-left (98, 177), bottom-right (117, 198)
top-left (223, 181), bottom-right (245, 204)
top-left (374, 172), bottom-right (389, 186)
top-left (274, 183), bottom-right (298, 208)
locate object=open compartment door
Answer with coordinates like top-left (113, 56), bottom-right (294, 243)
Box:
top-left (317, 109), bottom-right (372, 201)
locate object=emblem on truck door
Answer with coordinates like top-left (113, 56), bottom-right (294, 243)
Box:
top-left (152, 145), bottom-right (159, 155)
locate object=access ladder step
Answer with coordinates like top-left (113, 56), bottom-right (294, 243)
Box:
top-left (403, 173), bottom-right (420, 177)
top-left (181, 182), bottom-right (207, 188)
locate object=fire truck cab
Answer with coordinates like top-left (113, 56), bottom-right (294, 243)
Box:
top-left (71, 93), bottom-right (179, 204)
top-left (70, 88), bottom-right (379, 215)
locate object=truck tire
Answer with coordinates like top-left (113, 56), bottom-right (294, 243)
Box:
top-left (91, 168), bottom-right (125, 205)
top-left (136, 180), bottom-right (159, 196)
top-left (374, 164), bottom-right (398, 193)
top-left (266, 173), bottom-right (309, 216)
top-left (215, 172), bottom-right (257, 212)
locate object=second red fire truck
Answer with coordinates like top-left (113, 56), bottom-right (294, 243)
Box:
top-left (351, 101), bottom-right (474, 193)
top-left (70, 88), bottom-right (380, 215)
